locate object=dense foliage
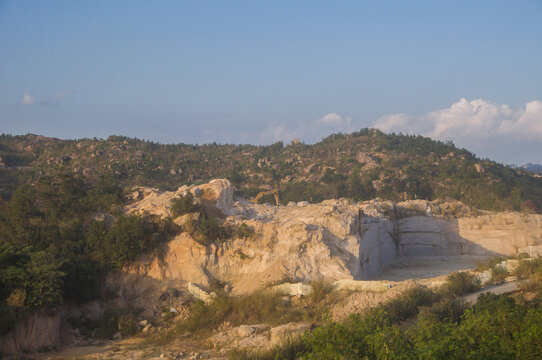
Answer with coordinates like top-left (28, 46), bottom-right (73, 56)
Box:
top-left (0, 173), bottom-right (179, 334)
top-left (300, 293), bottom-right (542, 359)
top-left (1, 130), bottom-right (541, 213)
top-left (246, 260), bottom-right (542, 360)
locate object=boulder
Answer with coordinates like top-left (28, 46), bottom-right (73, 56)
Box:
top-left (237, 324), bottom-right (270, 338)
top-left (142, 324), bottom-right (153, 333)
top-left (187, 282), bottom-right (217, 304)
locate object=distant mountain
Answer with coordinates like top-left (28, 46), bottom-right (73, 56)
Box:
top-left (1, 129), bottom-right (541, 213)
top-left (520, 163), bottom-right (542, 175)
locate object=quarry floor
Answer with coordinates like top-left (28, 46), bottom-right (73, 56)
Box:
top-left (371, 255), bottom-right (486, 282)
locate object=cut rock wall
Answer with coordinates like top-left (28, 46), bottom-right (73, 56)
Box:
top-left (119, 179), bottom-right (542, 296)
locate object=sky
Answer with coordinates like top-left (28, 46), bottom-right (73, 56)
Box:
top-left (1, 1), bottom-right (541, 165)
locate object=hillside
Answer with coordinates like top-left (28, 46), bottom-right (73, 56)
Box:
top-left (1, 129), bottom-right (541, 213)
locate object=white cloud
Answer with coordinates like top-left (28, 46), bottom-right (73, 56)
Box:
top-left (39, 89), bottom-right (73, 106)
top-left (373, 98), bottom-right (542, 142)
top-left (373, 113), bottom-right (410, 133)
top-left (20, 91), bottom-right (34, 105)
top-left (317, 112), bottom-right (352, 127)
top-left (260, 121), bottom-right (296, 144)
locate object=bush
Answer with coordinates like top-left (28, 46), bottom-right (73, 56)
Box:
top-left (439, 271), bottom-right (480, 298)
top-left (476, 255), bottom-right (505, 272)
top-left (514, 256), bottom-right (542, 279)
top-left (514, 257), bottom-right (542, 292)
top-left (302, 291), bottom-right (542, 359)
top-left (164, 290), bottom-right (314, 339)
top-left (379, 286), bottom-right (438, 323)
top-left (420, 298), bottom-right (468, 323)
top-left (235, 223), bottom-right (255, 239)
top-left (229, 339), bottom-right (306, 360)
top-left (96, 308), bottom-right (138, 338)
top-left (86, 214), bottom-right (179, 270)
top-left (184, 213), bottom-right (229, 246)
top-left (490, 266), bottom-right (509, 284)
top-left (308, 279), bottom-right (332, 305)
top-left (170, 192), bottom-right (200, 218)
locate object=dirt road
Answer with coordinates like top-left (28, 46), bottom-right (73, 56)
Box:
top-left (462, 281), bottom-right (520, 304)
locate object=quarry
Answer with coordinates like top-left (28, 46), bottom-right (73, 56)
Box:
top-left (2, 179), bottom-right (541, 358)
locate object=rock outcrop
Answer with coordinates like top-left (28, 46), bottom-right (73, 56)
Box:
top-left (116, 179), bottom-right (542, 301)
top-left (0, 311), bottom-right (79, 355)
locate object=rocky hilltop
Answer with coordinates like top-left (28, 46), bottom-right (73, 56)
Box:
top-left (2, 131), bottom-right (542, 215)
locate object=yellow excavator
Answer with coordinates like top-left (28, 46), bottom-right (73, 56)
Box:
top-left (251, 189), bottom-right (280, 206)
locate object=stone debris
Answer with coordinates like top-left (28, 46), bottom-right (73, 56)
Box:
top-left (187, 282), bottom-right (217, 304)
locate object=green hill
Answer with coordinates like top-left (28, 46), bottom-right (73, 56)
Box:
top-left (1, 129), bottom-right (540, 213)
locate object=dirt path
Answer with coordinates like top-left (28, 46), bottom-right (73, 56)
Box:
top-left (462, 281), bottom-right (520, 304)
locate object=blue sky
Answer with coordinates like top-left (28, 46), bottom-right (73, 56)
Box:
top-left (1, 1), bottom-right (541, 164)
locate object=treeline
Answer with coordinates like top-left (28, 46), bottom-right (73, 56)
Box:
top-left (0, 173), bottom-right (179, 334)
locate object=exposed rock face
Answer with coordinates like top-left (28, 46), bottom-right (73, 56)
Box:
top-left (0, 311), bottom-right (68, 355)
top-left (126, 178), bottom-right (235, 218)
top-left (117, 179), bottom-right (542, 298)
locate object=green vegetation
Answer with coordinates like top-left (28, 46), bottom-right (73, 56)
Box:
top-left (183, 212), bottom-right (230, 246)
top-left (95, 308), bottom-right (138, 338)
top-left (515, 257), bottom-right (542, 293)
top-left (247, 261), bottom-right (542, 360)
top-left (235, 223), bottom-right (255, 240)
top-left (166, 290), bottom-right (316, 338)
top-left (476, 255), bottom-right (507, 272)
top-left (0, 173), bottom-right (179, 334)
top-left (2, 130), bottom-right (542, 213)
top-left (298, 293), bottom-right (542, 359)
top-left (170, 192), bottom-right (201, 218)
top-left (437, 272), bottom-right (480, 298)
top-left (170, 191), bottom-right (231, 246)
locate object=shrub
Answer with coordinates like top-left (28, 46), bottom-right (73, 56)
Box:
top-left (379, 286), bottom-right (438, 323)
top-left (308, 279), bottom-right (332, 305)
top-left (229, 339), bottom-right (306, 360)
top-left (96, 308), bottom-right (138, 338)
top-left (170, 192), bottom-right (200, 218)
top-left (476, 255), bottom-right (505, 272)
top-left (514, 256), bottom-right (542, 279)
top-left (235, 223), bottom-right (255, 239)
top-left (439, 271), bottom-right (480, 298)
top-left (514, 257), bottom-right (542, 292)
top-left (118, 312), bottom-right (137, 336)
top-left (167, 290), bottom-right (311, 338)
top-left (490, 266), bottom-right (509, 284)
top-left (421, 298), bottom-right (468, 323)
top-left (184, 213), bottom-right (229, 246)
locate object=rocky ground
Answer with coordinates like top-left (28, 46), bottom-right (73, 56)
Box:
top-left (39, 273), bottom-right (522, 360)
